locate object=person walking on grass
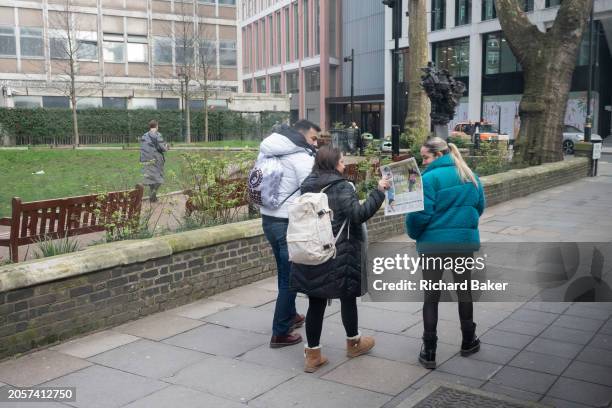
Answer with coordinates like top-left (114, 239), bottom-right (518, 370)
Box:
top-left (291, 145), bottom-right (390, 373)
top-left (140, 120), bottom-right (168, 202)
top-left (260, 120), bottom-right (320, 348)
top-left (406, 137), bottom-right (485, 369)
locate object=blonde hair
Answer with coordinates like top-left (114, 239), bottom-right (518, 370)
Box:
top-left (423, 137), bottom-right (478, 187)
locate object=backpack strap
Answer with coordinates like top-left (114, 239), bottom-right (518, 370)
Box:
top-left (278, 186), bottom-right (301, 207)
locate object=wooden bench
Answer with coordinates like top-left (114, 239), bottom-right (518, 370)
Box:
top-left (0, 185), bottom-right (144, 263)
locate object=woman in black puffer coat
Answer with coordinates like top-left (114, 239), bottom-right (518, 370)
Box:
top-left (291, 145), bottom-right (390, 373)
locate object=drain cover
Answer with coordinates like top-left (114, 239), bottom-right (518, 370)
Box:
top-left (397, 381), bottom-right (550, 408)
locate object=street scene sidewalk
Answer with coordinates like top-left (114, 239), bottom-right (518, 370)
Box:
top-left (0, 160), bottom-right (610, 408)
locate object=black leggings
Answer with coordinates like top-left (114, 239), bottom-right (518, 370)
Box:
top-left (306, 296), bottom-right (359, 347)
top-left (422, 253), bottom-right (474, 333)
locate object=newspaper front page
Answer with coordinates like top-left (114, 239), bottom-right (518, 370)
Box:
top-left (380, 158), bottom-right (424, 216)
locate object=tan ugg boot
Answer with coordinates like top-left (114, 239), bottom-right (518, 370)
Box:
top-left (304, 346), bottom-right (329, 373)
top-left (346, 332), bottom-right (375, 358)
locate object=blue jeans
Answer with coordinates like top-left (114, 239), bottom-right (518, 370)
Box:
top-left (262, 215), bottom-right (297, 336)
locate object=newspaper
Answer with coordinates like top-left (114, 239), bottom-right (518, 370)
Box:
top-left (380, 158), bottom-right (424, 216)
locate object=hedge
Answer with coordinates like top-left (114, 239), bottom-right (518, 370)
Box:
top-left (0, 108), bottom-right (289, 145)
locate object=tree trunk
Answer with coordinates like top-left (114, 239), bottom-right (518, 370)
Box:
top-left (204, 90), bottom-right (209, 143)
top-left (405, 0), bottom-right (430, 146)
top-left (185, 85), bottom-right (192, 144)
top-left (495, 0), bottom-right (592, 164)
top-left (70, 67), bottom-right (79, 147)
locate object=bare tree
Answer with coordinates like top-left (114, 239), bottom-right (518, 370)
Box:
top-left (404, 0), bottom-right (430, 146)
top-left (195, 26), bottom-right (219, 143)
top-left (495, 0), bottom-right (592, 164)
top-left (48, 0), bottom-right (99, 146)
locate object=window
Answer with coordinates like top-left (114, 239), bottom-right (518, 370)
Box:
top-left (482, 0), bottom-right (496, 20)
top-left (199, 0), bottom-right (215, 3)
top-left (270, 75), bottom-right (281, 93)
top-left (157, 98), bottom-right (179, 109)
top-left (286, 71), bottom-right (298, 93)
top-left (433, 37), bottom-right (469, 77)
top-left (293, 3), bottom-right (299, 60)
top-left (176, 40), bottom-right (194, 65)
top-left (77, 97), bottom-right (103, 109)
top-left (303, 0), bottom-right (309, 57)
top-left (75, 32), bottom-right (98, 61)
top-left (276, 11), bottom-right (281, 64)
top-left (153, 37), bottom-right (172, 64)
top-left (244, 80), bottom-right (253, 92)
top-left (305, 68), bottom-right (319, 91)
top-left (260, 21), bottom-right (265, 68)
top-left (0, 27), bottom-right (16, 56)
top-left (130, 98), bottom-right (156, 109)
top-left (43, 96), bottom-right (70, 108)
top-left (483, 32), bottom-right (521, 75)
top-left (523, 0), bottom-right (534, 11)
top-left (219, 40), bottom-right (236, 66)
top-left (20, 27), bottom-right (43, 58)
top-left (455, 0), bottom-right (471, 26)
top-left (269, 15), bottom-right (273, 66)
top-left (256, 77), bottom-right (266, 92)
top-left (200, 39), bottom-right (217, 65)
top-left (190, 100), bottom-right (205, 110)
top-left (127, 35), bottom-right (147, 63)
top-left (545, 0), bottom-right (561, 6)
top-left (431, 0), bottom-right (445, 31)
top-left (103, 33), bottom-right (125, 63)
top-left (219, 0), bottom-right (235, 4)
top-left (314, 0), bottom-right (320, 55)
top-left (50, 36), bottom-right (68, 59)
top-left (14, 96), bottom-right (42, 108)
top-left (103, 97), bottom-right (127, 109)
top-left (284, 7), bottom-right (290, 62)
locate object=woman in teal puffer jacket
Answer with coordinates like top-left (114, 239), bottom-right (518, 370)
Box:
top-left (406, 137), bottom-right (486, 369)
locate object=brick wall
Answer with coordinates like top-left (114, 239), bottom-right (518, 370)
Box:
top-left (0, 157), bottom-right (590, 360)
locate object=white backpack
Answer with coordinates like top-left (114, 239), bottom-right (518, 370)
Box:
top-left (287, 183), bottom-right (348, 266)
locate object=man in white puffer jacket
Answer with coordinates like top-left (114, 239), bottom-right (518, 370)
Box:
top-left (261, 120), bottom-right (319, 348)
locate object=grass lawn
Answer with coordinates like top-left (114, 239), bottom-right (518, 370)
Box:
top-left (0, 149), bottom-right (253, 217)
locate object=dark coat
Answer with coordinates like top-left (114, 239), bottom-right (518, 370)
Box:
top-left (140, 130), bottom-right (167, 185)
top-left (290, 170), bottom-right (385, 299)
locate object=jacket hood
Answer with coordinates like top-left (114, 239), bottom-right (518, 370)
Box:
top-left (301, 170), bottom-right (345, 194)
top-left (260, 125), bottom-right (317, 157)
top-left (423, 153), bottom-right (454, 174)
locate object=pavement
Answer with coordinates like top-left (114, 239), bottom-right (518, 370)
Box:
top-left (0, 161), bottom-right (611, 407)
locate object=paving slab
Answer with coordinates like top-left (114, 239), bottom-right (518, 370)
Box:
top-left (169, 300), bottom-right (236, 320)
top-left (238, 344), bottom-right (348, 377)
top-left (88, 339), bottom-right (208, 379)
top-left (480, 329), bottom-right (534, 350)
top-left (50, 330), bottom-right (140, 359)
top-left (0, 350), bottom-right (92, 387)
top-left (494, 319), bottom-right (548, 337)
top-left (122, 385), bottom-right (247, 408)
top-left (562, 360), bottom-right (612, 387)
top-left (163, 356), bottom-right (295, 403)
top-left (327, 305), bottom-right (419, 334)
top-left (519, 303), bottom-right (565, 315)
top-left (539, 396), bottom-right (594, 408)
top-left (546, 377), bottom-right (612, 407)
top-left (588, 333), bottom-right (612, 351)
top-left (41, 365), bottom-right (167, 408)
top-left (563, 304), bottom-right (612, 321)
top-left (368, 331), bottom-right (457, 366)
top-left (410, 371), bottom-right (486, 390)
top-left (480, 382), bottom-right (543, 403)
top-left (321, 355), bottom-right (429, 395)
top-left (552, 315), bottom-right (604, 332)
top-left (465, 344), bottom-right (520, 365)
top-left (489, 366), bottom-right (557, 395)
top-left (508, 309), bottom-right (559, 326)
top-left (575, 345), bottom-right (612, 367)
top-left (402, 319), bottom-right (465, 347)
top-left (317, 321), bottom-right (376, 350)
top-left (210, 285), bottom-right (278, 307)
top-left (358, 300), bottom-right (423, 314)
top-left (112, 313), bottom-right (205, 341)
top-left (540, 325), bottom-right (595, 346)
top-left (203, 306), bottom-right (273, 334)
top-left (162, 324), bottom-right (269, 358)
top-left (437, 355), bottom-right (503, 381)
top-left (525, 338), bottom-right (584, 359)
top-left (508, 350), bottom-right (571, 375)
top-left (257, 295), bottom-right (341, 317)
top-left (248, 374), bottom-right (391, 408)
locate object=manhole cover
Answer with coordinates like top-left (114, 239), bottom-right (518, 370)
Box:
top-left (397, 381), bottom-right (550, 408)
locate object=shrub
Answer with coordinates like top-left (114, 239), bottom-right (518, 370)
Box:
top-left (34, 235), bottom-right (80, 259)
